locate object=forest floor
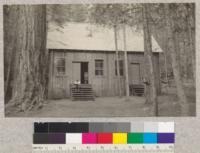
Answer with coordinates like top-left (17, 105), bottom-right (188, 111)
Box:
top-left (9, 97), bottom-right (148, 117)
top-left (7, 81), bottom-right (195, 117)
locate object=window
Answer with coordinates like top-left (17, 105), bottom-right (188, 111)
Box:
top-left (95, 59), bottom-right (103, 76)
top-left (115, 60), bottom-right (124, 76)
top-left (55, 58), bottom-right (65, 75)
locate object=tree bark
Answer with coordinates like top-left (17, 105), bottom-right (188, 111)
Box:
top-left (123, 24), bottom-right (130, 97)
top-left (142, 4), bottom-right (158, 116)
top-left (114, 25), bottom-right (122, 97)
top-left (4, 5), bottom-right (48, 114)
top-left (164, 4), bottom-right (189, 115)
top-left (186, 4), bottom-right (195, 82)
top-left (4, 6), bottom-right (19, 103)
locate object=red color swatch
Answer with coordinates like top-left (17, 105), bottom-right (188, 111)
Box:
top-left (97, 133), bottom-right (113, 144)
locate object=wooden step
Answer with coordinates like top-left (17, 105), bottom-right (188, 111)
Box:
top-left (72, 92), bottom-right (93, 93)
top-left (71, 89), bottom-right (92, 92)
top-left (70, 83), bottom-right (95, 101)
top-left (129, 84), bottom-right (145, 96)
top-left (71, 94), bottom-right (94, 97)
top-left (72, 99), bottom-right (94, 101)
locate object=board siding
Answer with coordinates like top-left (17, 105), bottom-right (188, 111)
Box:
top-left (48, 50), bottom-right (160, 99)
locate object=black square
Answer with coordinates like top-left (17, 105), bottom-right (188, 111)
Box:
top-left (49, 122), bottom-right (68, 133)
top-left (34, 123), bottom-right (48, 133)
top-left (33, 133), bottom-right (49, 144)
top-left (66, 122), bottom-right (89, 133)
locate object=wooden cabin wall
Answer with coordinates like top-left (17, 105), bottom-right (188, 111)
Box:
top-left (67, 51), bottom-right (126, 97)
top-left (48, 50), bottom-right (160, 99)
top-left (48, 51), bottom-right (70, 99)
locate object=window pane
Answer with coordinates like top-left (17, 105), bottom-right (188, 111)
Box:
top-left (119, 60), bottom-right (123, 67)
top-left (115, 61), bottom-right (117, 75)
top-left (115, 60), bottom-right (123, 76)
top-left (99, 62), bottom-right (103, 67)
top-left (99, 70), bottom-right (103, 75)
top-left (58, 67), bottom-right (65, 72)
top-left (56, 58), bottom-right (65, 75)
top-left (57, 59), bottom-right (65, 67)
top-left (95, 60), bottom-right (103, 76)
top-left (119, 60), bottom-right (123, 76)
top-left (95, 70), bottom-right (98, 75)
top-left (120, 69), bottom-right (123, 76)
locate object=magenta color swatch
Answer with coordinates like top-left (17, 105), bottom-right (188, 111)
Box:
top-left (82, 133), bottom-right (97, 144)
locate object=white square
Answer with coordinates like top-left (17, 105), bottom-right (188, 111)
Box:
top-left (158, 122), bottom-right (174, 133)
top-left (66, 133), bottom-right (82, 144)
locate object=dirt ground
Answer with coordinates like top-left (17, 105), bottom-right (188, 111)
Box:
top-left (6, 79), bottom-right (196, 117)
top-left (7, 82), bottom-right (195, 117)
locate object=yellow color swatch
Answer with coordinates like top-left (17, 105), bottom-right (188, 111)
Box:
top-left (112, 133), bottom-right (127, 144)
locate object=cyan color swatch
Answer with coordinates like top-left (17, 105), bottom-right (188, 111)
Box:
top-left (143, 133), bottom-right (157, 143)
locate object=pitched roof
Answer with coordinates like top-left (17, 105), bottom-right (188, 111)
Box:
top-left (47, 22), bottom-right (162, 52)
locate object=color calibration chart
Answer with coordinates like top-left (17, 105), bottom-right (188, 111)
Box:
top-left (33, 122), bottom-right (174, 153)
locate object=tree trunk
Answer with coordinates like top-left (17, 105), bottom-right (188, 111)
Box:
top-left (123, 24), bottom-right (130, 97)
top-left (183, 30), bottom-right (189, 80)
top-left (186, 4), bottom-right (195, 83)
top-left (4, 6), bottom-right (19, 103)
top-left (114, 25), bottom-right (122, 97)
top-left (164, 4), bottom-right (189, 115)
top-left (164, 50), bottom-right (168, 83)
top-left (4, 5), bottom-right (48, 114)
top-left (142, 4), bottom-right (158, 116)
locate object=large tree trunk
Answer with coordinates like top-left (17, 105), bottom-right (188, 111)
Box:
top-left (164, 4), bottom-right (189, 115)
top-left (186, 4), bottom-right (195, 83)
top-left (142, 4), bottom-right (158, 116)
top-left (4, 5), bottom-right (48, 114)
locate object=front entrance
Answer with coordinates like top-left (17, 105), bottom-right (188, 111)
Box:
top-left (72, 62), bottom-right (89, 84)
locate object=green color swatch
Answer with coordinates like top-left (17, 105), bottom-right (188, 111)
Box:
top-left (127, 133), bottom-right (143, 144)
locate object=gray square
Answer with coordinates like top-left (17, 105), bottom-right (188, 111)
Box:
top-left (144, 122), bottom-right (158, 132)
top-left (89, 122), bottom-right (104, 132)
top-left (131, 122), bottom-right (144, 132)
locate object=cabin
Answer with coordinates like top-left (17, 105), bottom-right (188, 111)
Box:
top-left (47, 22), bottom-right (162, 99)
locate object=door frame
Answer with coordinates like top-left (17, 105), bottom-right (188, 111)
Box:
top-left (72, 61), bottom-right (89, 84)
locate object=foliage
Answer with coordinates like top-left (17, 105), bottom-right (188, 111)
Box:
top-left (89, 4), bottom-right (142, 27)
top-left (47, 4), bottom-right (90, 26)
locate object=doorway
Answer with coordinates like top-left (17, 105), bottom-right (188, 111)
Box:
top-left (81, 62), bottom-right (88, 84)
top-left (72, 62), bottom-right (89, 84)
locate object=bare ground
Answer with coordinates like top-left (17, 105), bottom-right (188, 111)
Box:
top-left (6, 79), bottom-right (196, 117)
top-left (7, 83), bottom-right (195, 117)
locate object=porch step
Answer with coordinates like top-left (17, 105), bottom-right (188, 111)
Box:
top-left (129, 84), bottom-right (145, 96)
top-left (70, 84), bottom-right (95, 101)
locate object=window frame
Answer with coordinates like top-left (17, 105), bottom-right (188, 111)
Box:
top-left (95, 59), bottom-right (104, 76)
top-left (55, 57), bottom-right (66, 76)
top-left (115, 59), bottom-right (124, 76)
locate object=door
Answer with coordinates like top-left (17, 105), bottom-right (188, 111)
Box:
top-left (129, 63), bottom-right (140, 84)
top-left (72, 63), bottom-right (81, 83)
top-left (81, 62), bottom-right (89, 84)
